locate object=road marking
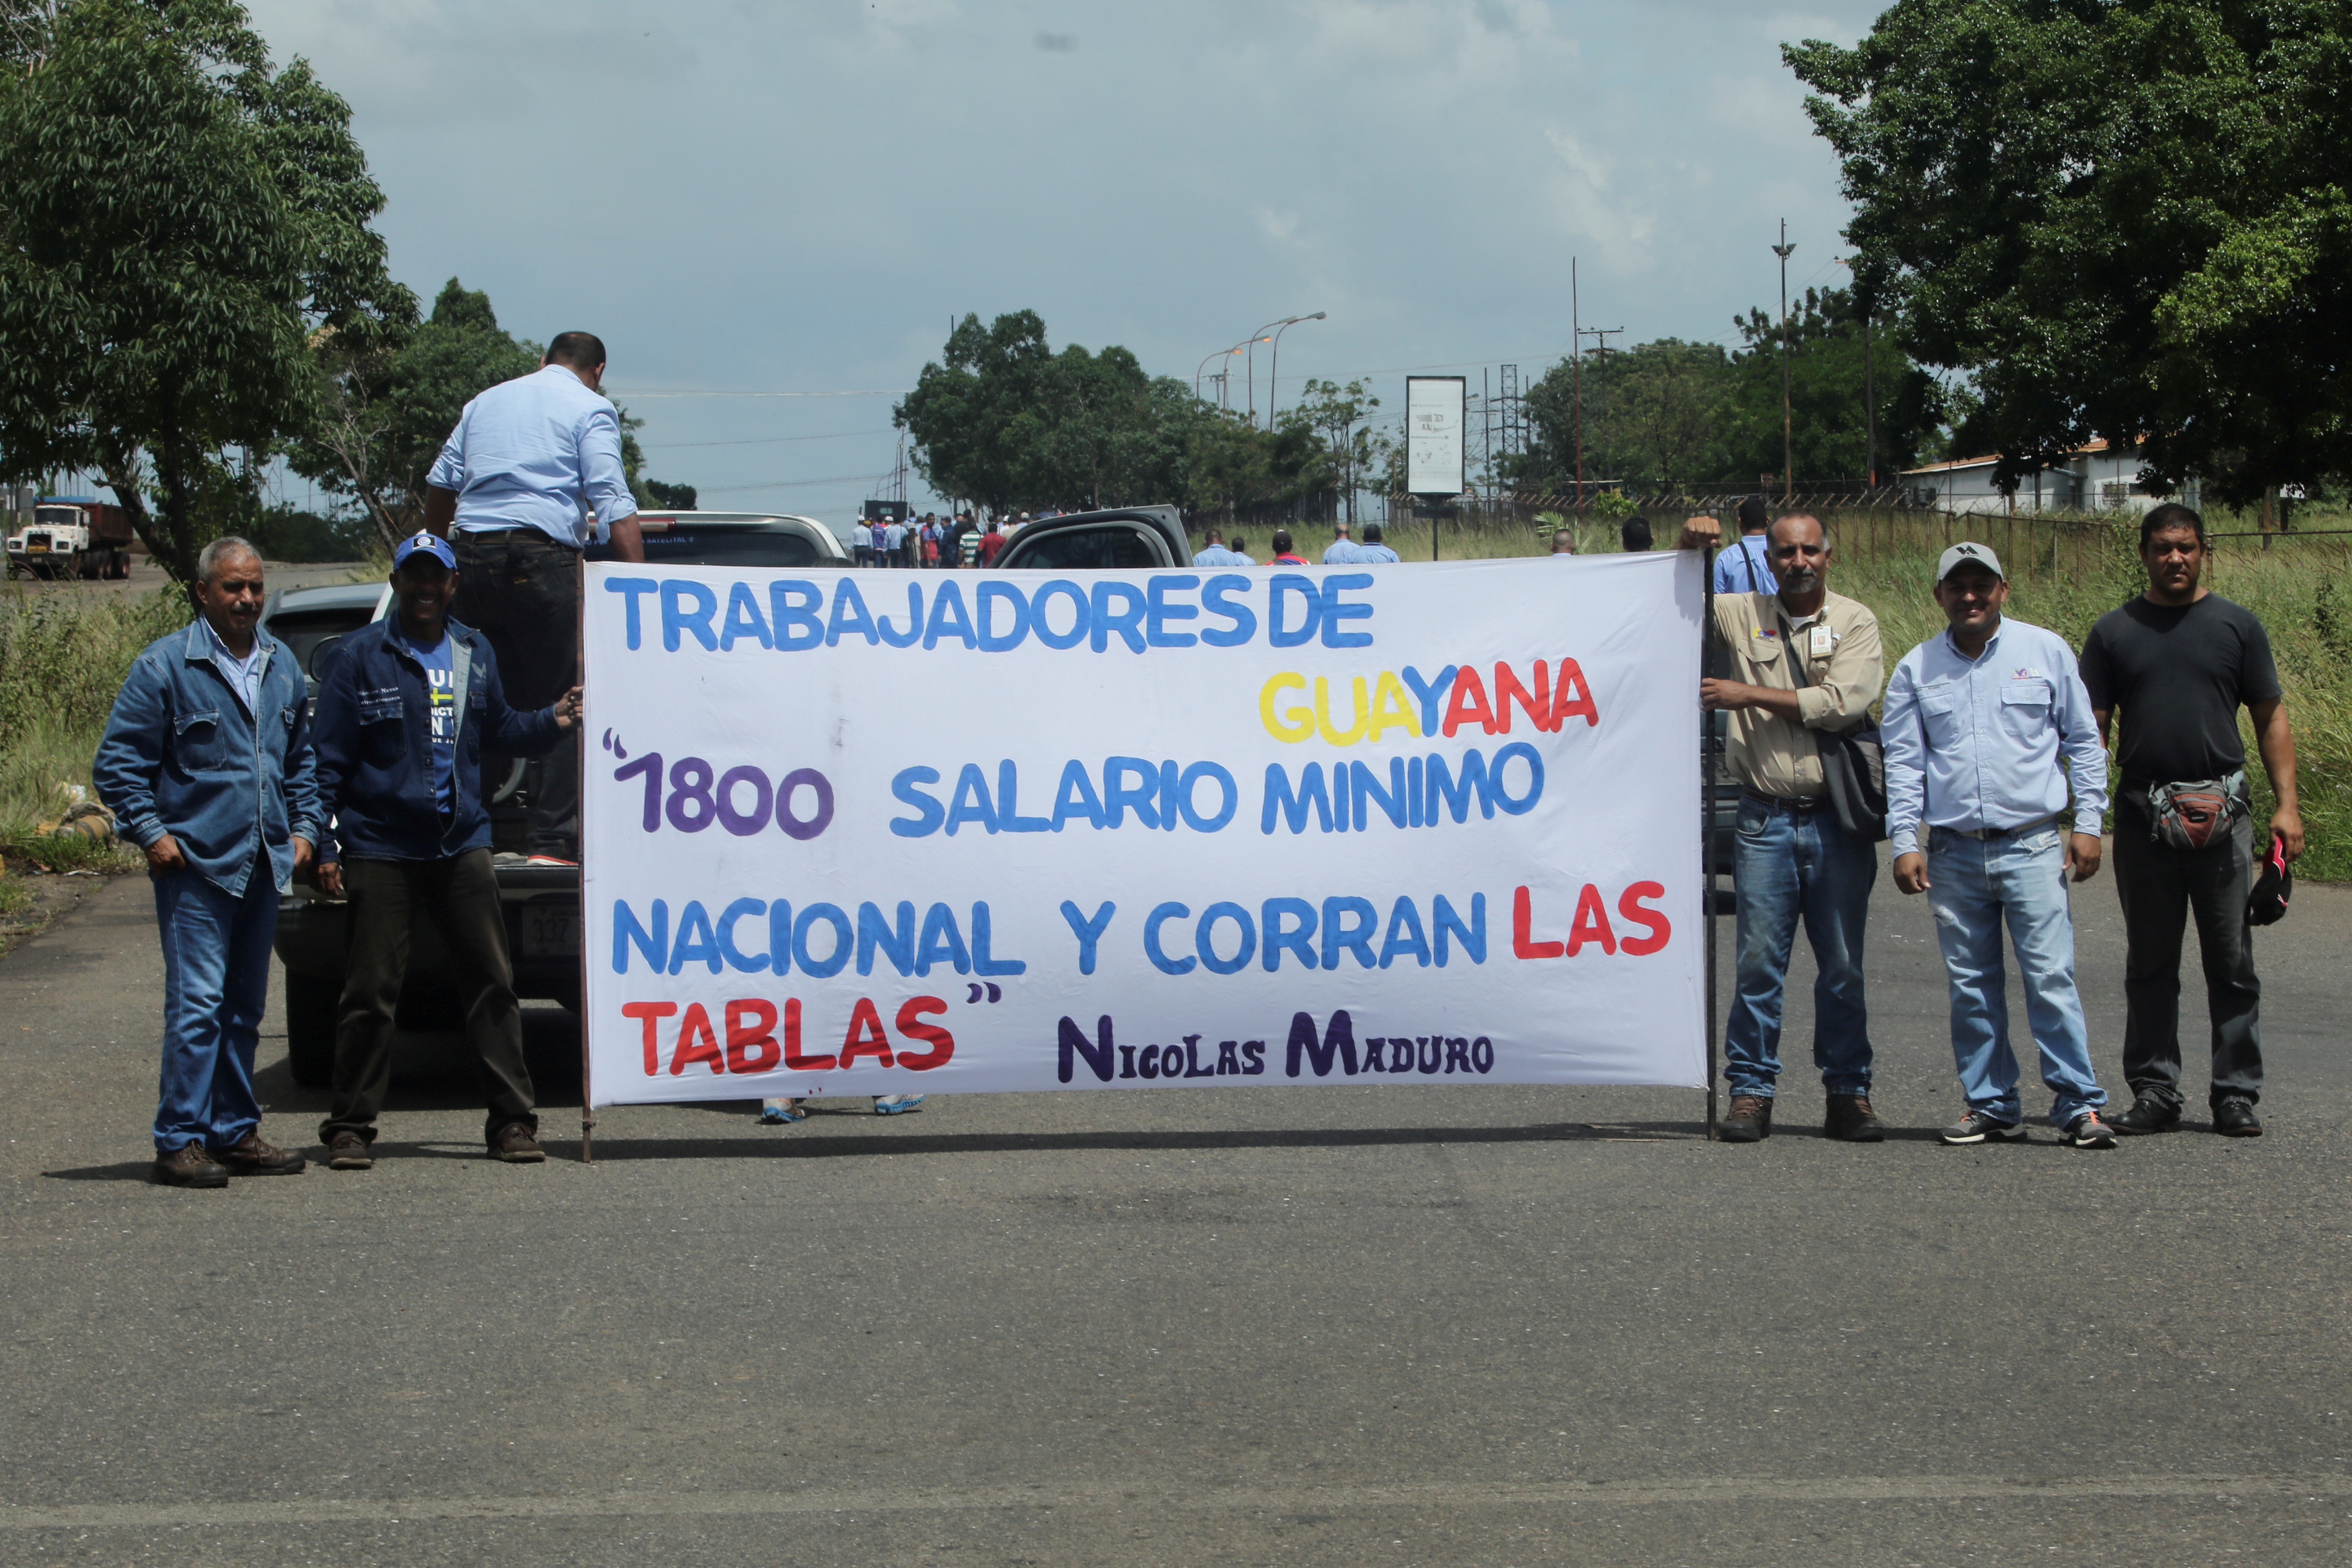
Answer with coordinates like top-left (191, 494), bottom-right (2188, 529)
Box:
top-left (5, 1471), bottom-right (2349, 1530)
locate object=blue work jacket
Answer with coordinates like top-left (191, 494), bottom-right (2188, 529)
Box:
top-left (311, 616), bottom-right (562, 863)
top-left (93, 620), bottom-right (323, 899)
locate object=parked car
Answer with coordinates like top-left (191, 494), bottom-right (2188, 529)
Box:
top-left (258, 581), bottom-right (392, 701)
top-left (986, 505), bottom-right (1193, 570)
top-left (270, 513), bottom-right (849, 1086)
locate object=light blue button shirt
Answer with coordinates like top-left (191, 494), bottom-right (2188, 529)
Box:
top-left (1881, 616), bottom-right (2108, 857)
top-left (1322, 539), bottom-right (1360, 564)
top-left (427, 364), bottom-right (638, 548)
top-left (1353, 542), bottom-right (1400, 563)
top-left (1712, 533), bottom-right (1777, 594)
top-left (202, 616), bottom-right (268, 716)
top-left (1191, 545), bottom-right (1251, 566)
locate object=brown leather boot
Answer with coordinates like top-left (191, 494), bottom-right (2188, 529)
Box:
top-left (211, 1130), bottom-right (308, 1175)
top-left (1824, 1094), bottom-right (1886, 1142)
top-left (1719, 1094), bottom-right (1773, 1143)
top-left (491, 1122), bottom-right (545, 1163)
top-left (152, 1144), bottom-right (230, 1188)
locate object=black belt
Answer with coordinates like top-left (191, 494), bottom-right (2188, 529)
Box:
top-left (1740, 790), bottom-right (1827, 814)
top-left (455, 528), bottom-right (569, 545)
top-left (1936, 813), bottom-right (2061, 841)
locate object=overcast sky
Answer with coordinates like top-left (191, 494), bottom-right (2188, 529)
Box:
top-left (248, 0), bottom-right (1883, 521)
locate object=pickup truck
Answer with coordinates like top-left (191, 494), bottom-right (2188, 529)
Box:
top-left (268, 511), bottom-right (850, 1086)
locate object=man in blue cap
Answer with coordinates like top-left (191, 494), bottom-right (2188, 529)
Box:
top-left (309, 531), bottom-right (582, 1168)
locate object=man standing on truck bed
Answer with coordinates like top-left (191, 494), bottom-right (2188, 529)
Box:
top-left (93, 537), bottom-right (320, 1187)
top-left (310, 531), bottom-right (582, 1169)
top-left (424, 331), bottom-right (643, 867)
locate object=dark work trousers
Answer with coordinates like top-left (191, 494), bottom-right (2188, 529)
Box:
top-left (449, 529), bottom-right (580, 856)
top-left (320, 850), bottom-right (536, 1147)
top-left (2112, 789), bottom-right (2263, 1108)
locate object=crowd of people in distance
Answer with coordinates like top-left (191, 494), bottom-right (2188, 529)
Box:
top-left (846, 511), bottom-right (1411, 570)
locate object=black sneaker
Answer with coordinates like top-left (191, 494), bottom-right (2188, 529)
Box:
top-left (2063, 1110), bottom-right (2118, 1148)
top-left (2111, 1097), bottom-right (2180, 1135)
top-left (1824, 1093), bottom-right (1886, 1142)
top-left (2212, 1098), bottom-right (2264, 1138)
top-left (327, 1130), bottom-right (374, 1170)
top-left (1938, 1109), bottom-right (2025, 1145)
top-left (1718, 1094), bottom-right (1772, 1143)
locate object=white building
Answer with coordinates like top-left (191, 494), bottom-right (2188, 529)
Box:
top-left (1901, 437), bottom-right (2196, 515)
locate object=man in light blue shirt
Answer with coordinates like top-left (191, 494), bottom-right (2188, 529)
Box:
top-left (1352, 521), bottom-right (1400, 563)
top-left (424, 332), bottom-right (643, 863)
top-left (1883, 541), bottom-right (2117, 1148)
top-left (1712, 495), bottom-right (1778, 594)
top-left (1321, 520), bottom-right (1360, 564)
top-left (1191, 526), bottom-right (1250, 567)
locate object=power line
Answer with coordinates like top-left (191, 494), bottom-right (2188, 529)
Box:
top-left (694, 472), bottom-right (892, 495)
top-left (608, 389), bottom-right (905, 398)
top-left (641, 427), bottom-right (892, 451)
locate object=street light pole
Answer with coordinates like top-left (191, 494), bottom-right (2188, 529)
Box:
top-left (1264, 311), bottom-right (1326, 431)
top-left (1773, 220), bottom-right (1796, 503)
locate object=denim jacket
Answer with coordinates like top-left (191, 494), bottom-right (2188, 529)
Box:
top-left (93, 621), bottom-right (322, 899)
top-left (311, 616), bottom-right (560, 863)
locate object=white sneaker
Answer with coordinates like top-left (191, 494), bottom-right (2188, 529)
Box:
top-left (872, 1094), bottom-right (926, 1116)
top-left (758, 1099), bottom-right (805, 1125)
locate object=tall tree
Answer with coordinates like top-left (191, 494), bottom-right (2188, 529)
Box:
top-left (0, 0), bottom-right (415, 583)
top-left (1788, 0), bottom-right (2352, 504)
top-left (1284, 379), bottom-right (1388, 525)
top-left (1718, 287), bottom-right (1943, 489)
top-left (293, 278), bottom-right (537, 546)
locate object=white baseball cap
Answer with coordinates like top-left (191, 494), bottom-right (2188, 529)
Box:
top-left (1935, 541), bottom-right (2004, 583)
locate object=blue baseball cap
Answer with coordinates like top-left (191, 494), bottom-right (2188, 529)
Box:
top-left (392, 531), bottom-right (457, 571)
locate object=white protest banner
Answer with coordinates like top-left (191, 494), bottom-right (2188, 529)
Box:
top-left (580, 553), bottom-right (1705, 1107)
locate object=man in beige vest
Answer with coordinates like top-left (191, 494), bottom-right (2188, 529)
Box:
top-left (1680, 513), bottom-right (1886, 1142)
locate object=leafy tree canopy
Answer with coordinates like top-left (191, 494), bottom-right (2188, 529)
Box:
top-left (291, 277), bottom-right (536, 545)
top-left (896, 311), bottom-right (1360, 518)
top-left (0, 0), bottom-right (414, 583)
top-left (1787, 0), bottom-right (2352, 504)
top-left (1515, 289), bottom-right (1942, 495)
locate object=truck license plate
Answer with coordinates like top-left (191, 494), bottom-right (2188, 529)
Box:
top-left (518, 908), bottom-right (578, 959)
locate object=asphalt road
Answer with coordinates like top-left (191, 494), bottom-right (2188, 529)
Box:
top-left (1, 858), bottom-right (2346, 1566)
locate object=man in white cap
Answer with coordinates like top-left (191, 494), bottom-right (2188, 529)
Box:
top-left (1883, 542), bottom-right (2118, 1148)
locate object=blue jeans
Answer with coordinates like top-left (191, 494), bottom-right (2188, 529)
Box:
top-left (152, 868), bottom-right (277, 1152)
top-left (1925, 825), bottom-right (2105, 1128)
top-left (1726, 797), bottom-right (1876, 1098)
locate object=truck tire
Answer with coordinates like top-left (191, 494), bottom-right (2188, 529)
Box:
top-left (285, 971), bottom-right (339, 1088)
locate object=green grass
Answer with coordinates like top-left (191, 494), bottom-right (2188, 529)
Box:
top-left (0, 583), bottom-right (184, 883)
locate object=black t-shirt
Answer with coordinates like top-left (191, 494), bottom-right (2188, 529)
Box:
top-left (2079, 593), bottom-right (2280, 785)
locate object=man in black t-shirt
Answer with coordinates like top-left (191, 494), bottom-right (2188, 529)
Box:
top-left (2079, 503), bottom-right (2303, 1137)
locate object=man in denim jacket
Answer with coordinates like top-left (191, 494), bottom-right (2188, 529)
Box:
top-left (94, 538), bottom-right (322, 1188)
top-left (310, 531), bottom-right (580, 1168)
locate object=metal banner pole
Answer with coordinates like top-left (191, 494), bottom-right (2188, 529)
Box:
top-left (577, 557), bottom-right (594, 1164)
top-left (1703, 534), bottom-right (1720, 1141)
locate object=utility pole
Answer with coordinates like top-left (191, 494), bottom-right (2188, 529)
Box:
top-left (1774, 220), bottom-right (1796, 502)
top-left (1863, 295), bottom-right (1878, 490)
top-left (1571, 258), bottom-right (1582, 513)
